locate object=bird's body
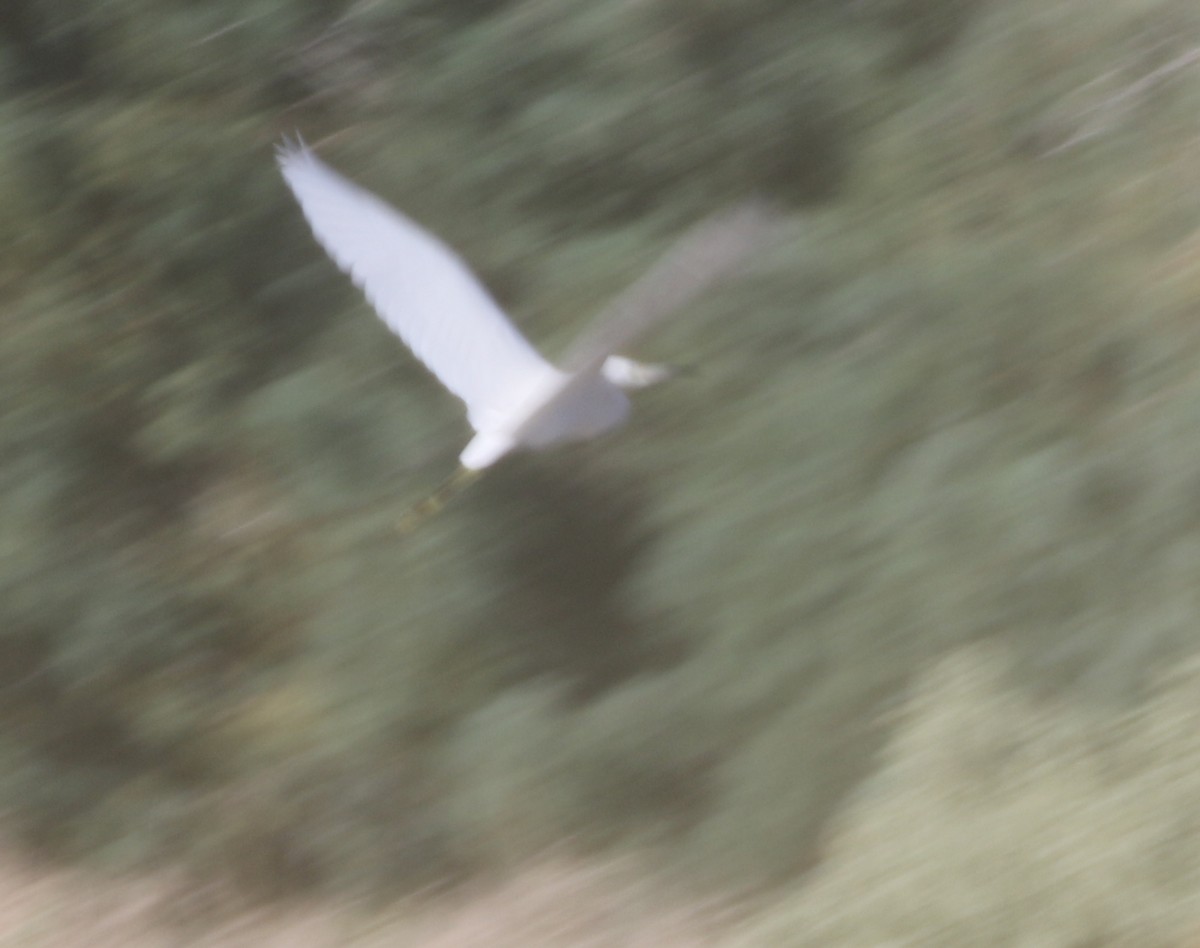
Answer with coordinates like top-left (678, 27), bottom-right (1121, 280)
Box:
top-left (277, 139), bottom-right (770, 475)
top-left (460, 369), bottom-right (631, 468)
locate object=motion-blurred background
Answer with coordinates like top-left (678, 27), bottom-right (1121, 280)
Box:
top-left (4, 0), bottom-right (1200, 944)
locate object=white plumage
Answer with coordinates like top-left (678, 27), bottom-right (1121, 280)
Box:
top-left (277, 139), bottom-right (771, 470)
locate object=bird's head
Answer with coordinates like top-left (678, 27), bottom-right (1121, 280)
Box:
top-left (601, 355), bottom-right (675, 389)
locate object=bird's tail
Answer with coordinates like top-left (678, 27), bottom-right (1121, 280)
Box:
top-left (396, 465), bottom-right (482, 534)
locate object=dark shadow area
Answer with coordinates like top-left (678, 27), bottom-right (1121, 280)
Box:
top-left (0, 2), bottom-right (93, 90)
top-left (470, 458), bottom-right (685, 702)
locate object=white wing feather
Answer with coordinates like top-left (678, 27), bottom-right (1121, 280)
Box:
top-left (277, 141), bottom-right (560, 431)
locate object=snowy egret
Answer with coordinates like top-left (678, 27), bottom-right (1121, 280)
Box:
top-left (277, 139), bottom-right (772, 525)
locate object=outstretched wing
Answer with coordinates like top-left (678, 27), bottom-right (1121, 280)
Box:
top-left (277, 140), bottom-right (558, 430)
top-left (561, 200), bottom-right (777, 375)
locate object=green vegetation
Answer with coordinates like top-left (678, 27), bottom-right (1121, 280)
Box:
top-left (4, 0), bottom-right (1200, 941)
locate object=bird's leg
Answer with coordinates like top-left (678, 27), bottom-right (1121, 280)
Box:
top-left (396, 465), bottom-right (482, 534)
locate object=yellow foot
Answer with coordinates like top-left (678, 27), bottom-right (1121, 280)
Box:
top-left (396, 466), bottom-right (482, 534)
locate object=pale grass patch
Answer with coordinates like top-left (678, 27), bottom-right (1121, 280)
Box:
top-left (735, 645), bottom-right (1200, 948)
top-left (0, 847), bottom-right (739, 948)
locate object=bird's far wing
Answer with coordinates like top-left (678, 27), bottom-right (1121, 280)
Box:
top-left (277, 140), bottom-right (558, 431)
top-left (560, 200), bottom-right (778, 375)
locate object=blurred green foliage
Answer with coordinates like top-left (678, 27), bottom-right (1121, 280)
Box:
top-left (4, 0), bottom-right (1200, 939)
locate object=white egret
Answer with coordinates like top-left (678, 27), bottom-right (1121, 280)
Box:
top-left (277, 139), bottom-right (772, 525)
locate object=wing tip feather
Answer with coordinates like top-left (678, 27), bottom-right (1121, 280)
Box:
top-left (275, 131), bottom-right (313, 172)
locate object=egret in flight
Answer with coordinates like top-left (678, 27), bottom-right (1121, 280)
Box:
top-left (277, 138), bottom-right (772, 526)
